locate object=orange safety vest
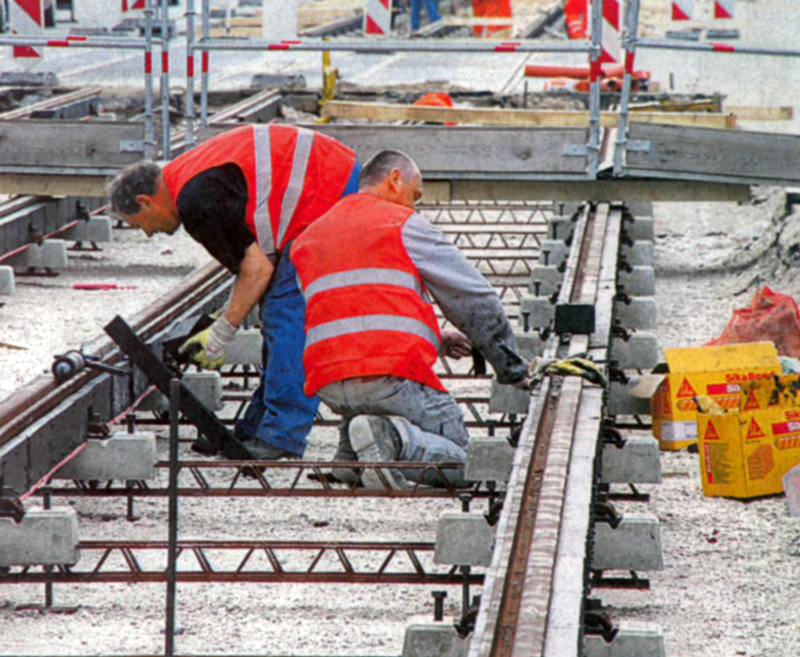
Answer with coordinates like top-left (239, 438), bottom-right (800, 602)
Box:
top-left (291, 193), bottom-right (445, 396)
top-left (162, 125), bottom-right (356, 258)
top-left (564, 0), bottom-right (588, 39)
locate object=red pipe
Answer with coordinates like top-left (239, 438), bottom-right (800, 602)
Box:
top-left (525, 64), bottom-right (650, 81)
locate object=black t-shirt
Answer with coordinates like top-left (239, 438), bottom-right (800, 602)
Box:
top-left (177, 163), bottom-right (255, 274)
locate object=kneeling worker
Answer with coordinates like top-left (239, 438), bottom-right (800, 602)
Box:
top-left (290, 150), bottom-right (530, 488)
top-left (107, 125), bottom-right (360, 461)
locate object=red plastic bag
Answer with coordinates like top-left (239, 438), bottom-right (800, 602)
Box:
top-left (705, 286), bottom-right (800, 358)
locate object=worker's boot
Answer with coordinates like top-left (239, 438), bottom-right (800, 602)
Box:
top-left (348, 415), bottom-right (408, 490)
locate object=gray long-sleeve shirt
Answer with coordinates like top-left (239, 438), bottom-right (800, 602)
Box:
top-left (402, 212), bottom-right (529, 385)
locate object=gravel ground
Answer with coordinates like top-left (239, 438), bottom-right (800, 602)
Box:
top-left (3, 192), bottom-right (800, 656)
top-left (3, 1), bottom-right (800, 654)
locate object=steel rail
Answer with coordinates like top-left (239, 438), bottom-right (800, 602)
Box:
top-left (469, 198), bottom-right (617, 657)
top-left (0, 262), bottom-right (230, 450)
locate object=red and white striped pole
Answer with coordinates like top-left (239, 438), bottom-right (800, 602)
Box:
top-left (714, 0), bottom-right (734, 19)
top-left (10, 0), bottom-right (43, 58)
top-left (595, 0), bottom-right (620, 64)
top-left (671, 0), bottom-right (694, 21)
top-left (364, 0), bottom-right (392, 35)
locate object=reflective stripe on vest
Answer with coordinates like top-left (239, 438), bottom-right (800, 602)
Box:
top-left (306, 315), bottom-right (441, 352)
top-left (277, 127), bottom-right (314, 248)
top-left (303, 267), bottom-right (423, 302)
top-left (253, 126), bottom-right (274, 254)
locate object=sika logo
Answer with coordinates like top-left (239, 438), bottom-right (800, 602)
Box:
top-left (725, 372), bottom-right (773, 383)
top-left (746, 418), bottom-right (766, 440)
top-left (743, 390), bottom-right (760, 411)
top-left (704, 421), bottom-right (721, 441)
top-left (676, 378), bottom-right (697, 398)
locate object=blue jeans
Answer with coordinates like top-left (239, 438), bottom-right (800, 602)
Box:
top-left (235, 162), bottom-right (362, 455)
top-left (234, 244), bottom-right (318, 455)
top-left (410, 0), bottom-right (442, 30)
top-left (318, 376), bottom-right (468, 487)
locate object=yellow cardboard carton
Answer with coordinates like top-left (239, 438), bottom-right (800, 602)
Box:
top-left (650, 342), bottom-right (780, 450)
top-left (697, 389), bottom-right (800, 499)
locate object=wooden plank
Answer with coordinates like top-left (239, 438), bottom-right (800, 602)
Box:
top-left (200, 124), bottom-right (589, 176)
top-left (625, 123), bottom-right (800, 183)
top-left (322, 101), bottom-right (736, 129)
top-left (0, 121), bottom-right (146, 169)
top-left (726, 106), bottom-right (794, 121)
top-left (0, 173), bottom-right (108, 197)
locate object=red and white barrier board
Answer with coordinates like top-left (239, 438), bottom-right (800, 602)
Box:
top-left (10, 0), bottom-right (43, 58)
top-left (714, 0), bottom-right (734, 19)
top-left (122, 0), bottom-right (146, 10)
top-left (671, 0), bottom-right (694, 21)
top-left (364, 0), bottom-right (391, 35)
top-left (596, 0), bottom-right (620, 64)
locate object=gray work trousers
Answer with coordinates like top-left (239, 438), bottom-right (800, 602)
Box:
top-left (317, 376), bottom-right (469, 487)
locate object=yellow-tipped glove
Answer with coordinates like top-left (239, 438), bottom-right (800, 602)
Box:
top-left (178, 315), bottom-right (238, 370)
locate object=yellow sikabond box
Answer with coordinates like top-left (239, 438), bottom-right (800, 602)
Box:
top-left (697, 377), bottom-right (800, 499)
top-left (648, 342), bottom-right (780, 450)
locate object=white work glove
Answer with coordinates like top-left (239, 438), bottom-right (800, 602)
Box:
top-left (179, 315), bottom-right (238, 370)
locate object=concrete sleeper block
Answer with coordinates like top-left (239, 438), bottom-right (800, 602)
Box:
top-left (182, 371), bottom-right (223, 411)
top-left (434, 511), bottom-right (495, 566)
top-left (513, 330), bottom-right (545, 361)
top-left (403, 625), bottom-right (469, 657)
top-left (519, 295), bottom-right (555, 330)
top-left (0, 508), bottom-right (79, 567)
top-left (614, 297), bottom-right (657, 330)
top-left (782, 462), bottom-right (800, 517)
top-left (547, 217), bottom-right (575, 241)
top-left (539, 239), bottom-right (569, 267)
top-left (607, 377), bottom-right (652, 417)
top-left (63, 216), bottom-right (113, 243)
top-left (489, 380), bottom-right (531, 415)
top-left (465, 436), bottom-right (514, 483)
top-left (529, 265), bottom-right (563, 297)
top-left (225, 328), bottom-right (262, 366)
top-left (601, 436), bottom-right (662, 484)
top-left (610, 333), bottom-right (659, 370)
top-left (620, 241), bottom-right (654, 267)
top-left (617, 266), bottom-right (655, 297)
top-left (54, 432), bottom-right (158, 481)
top-left (584, 621), bottom-right (665, 657)
top-left (0, 266), bottom-right (15, 295)
top-left (592, 512), bottom-right (663, 571)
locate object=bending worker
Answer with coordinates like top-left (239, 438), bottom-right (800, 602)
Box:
top-left (107, 125), bottom-right (360, 461)
top-left (290, 150), bottom-right (530, 488)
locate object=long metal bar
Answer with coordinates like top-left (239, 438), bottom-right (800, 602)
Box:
top-left (164, 379), bottom-right (180, 657)
top-left (586, 0), bottom-right (602, 178)
top-left (636, 37), bottom-right (800, 58)
top-left (200, 0), bottom-right (210, 127)
top-left (160, 0), bottom-right (171, 159)
top-left (195, 39), bottom-right (591, 54)
top-left (614, 0), bottom-right (641, 175)
top-left (144, 0), bottom-right (157, 160)
top-left (0, 36), bottom-right (151, 48)
top-left (0, 540), bottom-right (483, 586)
top-left (184, 0), bottom-right (196, 147)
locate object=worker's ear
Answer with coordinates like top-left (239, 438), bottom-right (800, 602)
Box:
top-left (387, 168), bottom-right (404, 193)
top-left (135, 193), bottom-right (153, 211)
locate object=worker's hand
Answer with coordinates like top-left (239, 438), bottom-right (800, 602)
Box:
top-left (178, 315), bottom-right (238, 370)
top-left (510, 377), bottom-right (535, 391)
top-left (440, 329), bottom-right (473, 359)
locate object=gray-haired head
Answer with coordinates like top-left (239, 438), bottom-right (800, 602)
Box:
top-left (106, 160), bottom-right (163, 217)
top-left (358, 150), bottom-right (419, 190)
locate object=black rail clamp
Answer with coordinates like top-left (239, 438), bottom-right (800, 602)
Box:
top-left (554, 303), bottom-right (595, 335)
top-left (104, 315), bottom-right (250, 460)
